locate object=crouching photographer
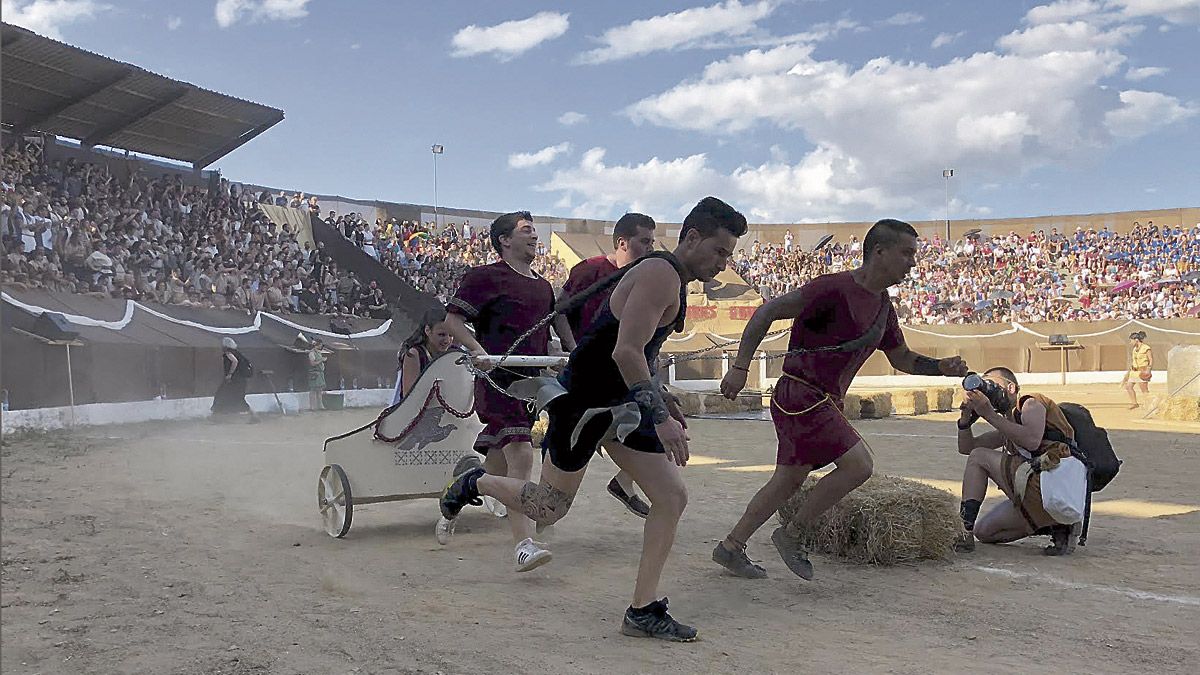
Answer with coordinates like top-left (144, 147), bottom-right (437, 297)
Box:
top-left (953, 367), bottom-right (1082, 556)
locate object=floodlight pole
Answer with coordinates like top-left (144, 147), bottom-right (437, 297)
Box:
top-left (65, 343), bottom-right (76, 427)
top-left (942, 168), bottom-right (954, 242)
top-left (432, 144), bottom-right (444, 232)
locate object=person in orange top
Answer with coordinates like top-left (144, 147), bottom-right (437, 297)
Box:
top-left (1123, 331), bottom-right (1153, 409)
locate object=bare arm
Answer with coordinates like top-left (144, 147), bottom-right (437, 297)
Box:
top-left (885, 345), bottom-right (968, 377)
top-left (443, 311), bottom-right (484, 355)
top-left (730, 290), bottom-right (808, 370)
top-left (400, 348), bottom-right (422, 398)
top-left (611, 261), bottom-right (677, 387)
top-left (551, 314), bottom-right (576, 352)
top-left (970, 394), bottom-right (1046, 454)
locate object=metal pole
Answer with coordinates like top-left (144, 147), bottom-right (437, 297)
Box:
top-left (944, 175), bottom-right (951, 242)
top-left (432, 150), bottom-right (440, 232)
top-left (65, 343), bottom-right (76, 427)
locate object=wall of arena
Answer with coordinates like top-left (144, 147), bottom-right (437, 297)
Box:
top-left (666, 318), bottom-right (1200, 390)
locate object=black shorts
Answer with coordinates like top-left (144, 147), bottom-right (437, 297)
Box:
top-left (544, 393), bottom-right (664, 473)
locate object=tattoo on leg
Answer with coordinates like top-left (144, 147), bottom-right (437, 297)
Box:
top-left (518, 481), bottom-right (574, 525)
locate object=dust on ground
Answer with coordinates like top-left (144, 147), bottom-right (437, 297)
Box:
top-left (2, 384), bottom-right (1197, 674)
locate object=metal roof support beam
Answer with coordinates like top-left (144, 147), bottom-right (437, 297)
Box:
top-left (191, 113), bottom-right (283, 169)
top-left (81, 86), bottom-right (188, 148)
top-left (12, 68), bottom-right (134, 137)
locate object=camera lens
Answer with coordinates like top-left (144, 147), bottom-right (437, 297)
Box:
top-left (962, 373), bottom-right (983, 390)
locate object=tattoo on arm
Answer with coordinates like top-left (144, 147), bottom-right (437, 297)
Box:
top-left (912, 354), bottom-right (943, 376)
top-left (518, 481), bottom-right (575, 525)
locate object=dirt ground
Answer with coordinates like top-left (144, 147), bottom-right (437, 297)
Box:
top-left (2, 383), bottom-right (1197, 675)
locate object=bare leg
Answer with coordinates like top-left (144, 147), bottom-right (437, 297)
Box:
top-left (786, 442), bottom-right (873, 527)
top-left (961, 448), bottom-right (1005, 503)
top-left (483, 451), bottom-right (508, 477)
top-left (613, 469), bottom-right (636, 494)
top-left (724, 463), bottom-right (810, 550)
top-left (974, 502), bottom-right (1034, 543)
top-left (605, 443), bottom-right (687, 608)
top-left (500, 441), bottom-right (536, 544)
top-left (476, 455), bottom-right (588, 525)
top-left (1124, 381), bottom-right (1138, 406)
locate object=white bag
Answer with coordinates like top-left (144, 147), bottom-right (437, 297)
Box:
top-left (1041, 456), bottom-right (1087, 524)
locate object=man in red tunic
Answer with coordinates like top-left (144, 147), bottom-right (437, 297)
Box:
top-left (713, 219), bottom-right (968, 580)
top-left (559, 213), bottom-right (658, 518)
top-left (444, 211), bottom-right (577, 572)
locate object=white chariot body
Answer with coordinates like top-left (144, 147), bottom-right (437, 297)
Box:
top-left (317, 352), bottom-right (567, 538)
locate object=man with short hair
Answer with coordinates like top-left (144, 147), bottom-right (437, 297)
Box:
top-left (442, 197), bottom-right (748, 641)
top-left (714, 219), bottom-right (968, 581)
top-left (954, 367), bottom-right (1079, 555)
top-left (559, 213), bottom-right (660, 518)
top-left (443, 211), bottom-right (577, 572)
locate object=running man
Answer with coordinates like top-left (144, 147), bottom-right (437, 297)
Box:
top-left (442, 197), bottom-right (748, 641)
top-left (713, 218), bottom-right (968, 580)
top-left (443, 211), bottom-right (577, 571)
top-left (560, 212), bottom-right (664, 518)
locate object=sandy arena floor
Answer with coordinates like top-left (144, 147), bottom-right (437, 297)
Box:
top-left (2, 384), bottom-right (1197, 674)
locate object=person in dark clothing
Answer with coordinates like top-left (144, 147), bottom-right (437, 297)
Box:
top-left (211, 337), bottom-right (256, 419)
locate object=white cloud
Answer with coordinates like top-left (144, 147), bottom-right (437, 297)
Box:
top-left (931, 31), bottom-right (965, 48)
top-left (1126, 65), bottom-right (1168, 79)
top-left (1026, 0), bottom-right (1107, 24)
top-left (1110, 0), bottom-right (1200, 24)
top-left (451, 11), bottom-right (569, 61)
top-left (166, 15), bottom-right (182, 30)
top-left (997, 20), bottom-right (1142, 54)
top-left (508, 142), bottom-right (572, 169)
top-left (576, 1), bottom-right (776, 64)
top-left (1104, 89), bottom-right (1197, 137)
top-left (1, 0), bottom-right (110, 39)
top-left (557, 111), bottom-right (588, 126)
top-left (880, 12), bottom-right (924, 26)
top-left (215, 0), bottom-right (311, 29)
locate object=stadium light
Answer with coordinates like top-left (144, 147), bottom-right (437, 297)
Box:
top-left (432, 144), bottom-right (444, 231)
top-left (942, 168), bottom-right (955, 241)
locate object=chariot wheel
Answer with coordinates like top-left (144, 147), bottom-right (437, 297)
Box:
top-left (318, 464), bottom-right (353, 538)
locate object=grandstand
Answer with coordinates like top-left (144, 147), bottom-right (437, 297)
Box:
top-left (1, 23), bottom-right (1197, 414)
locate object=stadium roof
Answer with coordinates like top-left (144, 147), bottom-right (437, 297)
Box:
top-left (1, 22), bottom-right (283, 169)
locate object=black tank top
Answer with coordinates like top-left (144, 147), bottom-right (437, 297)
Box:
top-left (560, 253), bottom-right (687, 405)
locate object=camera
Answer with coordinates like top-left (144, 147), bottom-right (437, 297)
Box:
top-left (962, 373), bottom-right (1009, 413)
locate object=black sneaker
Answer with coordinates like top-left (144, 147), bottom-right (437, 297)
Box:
top-left (440, 466), bottom-right (485, 520)
top-left (607, 477), bottom-right (650, 519)
top-left (712, 541), bottom-right (768, 579)
top-left (620, 598), bottom-right (697, 642)
top-left (953, 531), bottom-right (976, 553)
top-left (770, 527), bottom-right (814, 580)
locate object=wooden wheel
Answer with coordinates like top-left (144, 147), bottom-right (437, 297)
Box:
top-left (318, 464), bottom-right (353, 538)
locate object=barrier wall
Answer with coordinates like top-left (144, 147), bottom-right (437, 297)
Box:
top-left (664, 318), bottom-right (1200, 386)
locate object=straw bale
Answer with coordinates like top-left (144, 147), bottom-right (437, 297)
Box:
top-left (860, 392), bottom-right (892, 418)
top-left (892, 390), bottom-right (929, 416)
top-left (842, 394), bottom-right (862, 420)
top-left (777, 474), bottom-right (959, 565)
top-left (926, 387), bottom-right (956, 412)
top-left (701, 392), bottom-right (763, 414)
top-left (1164, 396), bottom-right (1200, 422)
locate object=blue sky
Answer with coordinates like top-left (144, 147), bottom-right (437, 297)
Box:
top-left (4, 0), bottom-right (1198, 223)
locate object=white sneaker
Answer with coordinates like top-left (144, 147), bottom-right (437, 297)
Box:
top-left (514, 538), bottom-right (552, 572)
top-left (435, 516), bottom-right (456, 545)
top-left (483, 496), bottom-right (508, 518)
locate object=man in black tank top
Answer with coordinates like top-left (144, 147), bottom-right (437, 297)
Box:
top-left (441, 197), bottom-right (748, 642)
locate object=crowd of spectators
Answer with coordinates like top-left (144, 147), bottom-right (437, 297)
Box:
top-left (735, 224), bottom-right (1200, 324)
top-left (320, 210), bottom-right (567, 304)
top-left (0, 144), bottom-right (391, 320)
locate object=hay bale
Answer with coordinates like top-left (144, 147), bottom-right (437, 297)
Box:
top-left (531, 418), bottom-right (548, 445)
top-left (666, 386), bottom-right (705, 417)
top-left (701, 392), bottom-right (763, 414)
top-left (926, 387), bottom-right (955, 412)
top-left (860, 392), bottom-right (892, 418)
top-left (777, 474), bottom-right (959, 565)
top-left (1164, 396), bottom-right (1200, 422)
top-left (841, 393), bottom-right (862, 420)
top-left (892, 390), bottom-right (929, 416)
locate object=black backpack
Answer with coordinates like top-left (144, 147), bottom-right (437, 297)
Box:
top-left (1044, 402), bottom-right (1122, 492)
top-left (233, 350), bottom-right (255, 379)
top-left (1042, 402), bottom-right (1121, 546)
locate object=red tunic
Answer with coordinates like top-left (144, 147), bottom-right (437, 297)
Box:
top-left (772, 271), bottom-right (905, 467)
top-left (561, 255), bottom-right (619, 337)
